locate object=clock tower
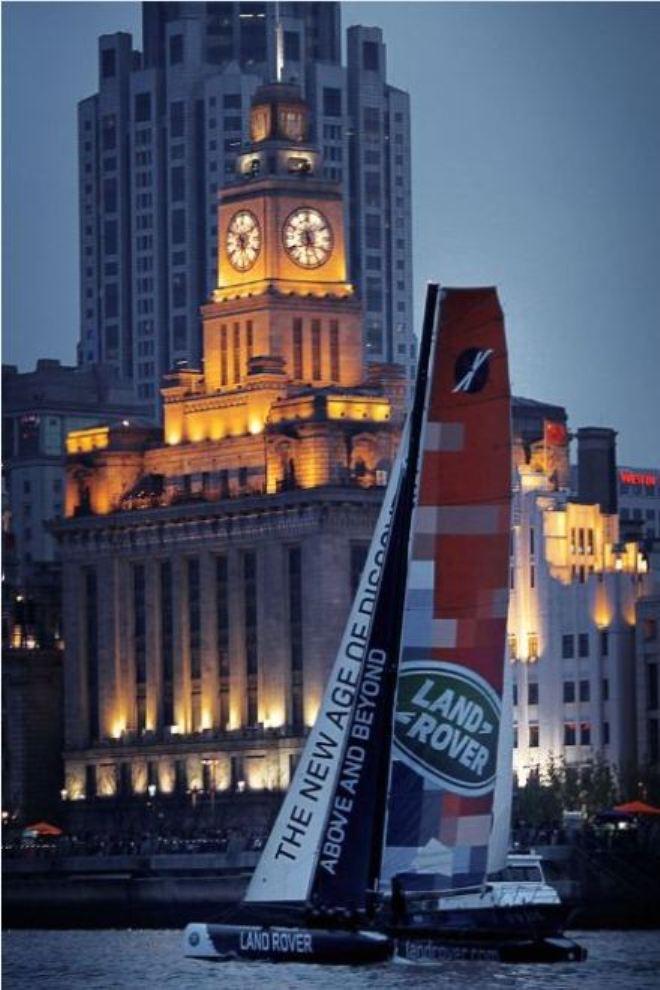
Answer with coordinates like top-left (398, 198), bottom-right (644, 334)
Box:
top-left (202, 82), bottom-right (363, 393)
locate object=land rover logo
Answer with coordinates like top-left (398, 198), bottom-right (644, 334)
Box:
top-left (453, 347), bottom-right (493, 393)
top-left (393, 661), bottom-right (501, 796)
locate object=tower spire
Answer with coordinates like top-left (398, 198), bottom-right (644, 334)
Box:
top-left (275, 2), bottom-right (284, 83)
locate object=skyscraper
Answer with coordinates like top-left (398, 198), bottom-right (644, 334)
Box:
top-left (77, 2), bottom-right (414, 412)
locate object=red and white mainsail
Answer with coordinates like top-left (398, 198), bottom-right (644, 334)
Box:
top-left (381, 287), bottom-right (512, 892)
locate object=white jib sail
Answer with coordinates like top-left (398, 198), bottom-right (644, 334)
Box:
top-left (245, 419), bottom-right (410, 903)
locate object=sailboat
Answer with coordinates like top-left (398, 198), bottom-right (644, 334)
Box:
top-left (183, 285), bottom-right (586, 965)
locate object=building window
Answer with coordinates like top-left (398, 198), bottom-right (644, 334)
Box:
top-left (603, 721), bottom-right (610, 745)
top-left (103, 178), bottom-right (117, 212)
top-left (527, 632), bottom-right (538, 662)
top-left (512, 682), bottom-right (518, 706)
top-left (579, 679), bottom-right (590, 703)
top-left (188, 558), bottom-right (201, 680)
top-left (134, 93), bottom-right (152, 123)
top-left (171, 165), bottom-right (185, 201)
top-left (529, 725), bottom-right (539, 748)
top-left (562, 634), bottom-right (574, 659)
top-left (364, 171), bottom-right (381, 207)
top-left (223, 93), bottom-right (241, 109)
top-left (284, 30), bottom-right (301, 61)
top-left (169, 33), bottom-right (184, 65)
top-left (529, 527), bottom-right (535, 556)
top-left (530, 564), bottom-right (535, 589)
top-left (580, 722), bottom-right (591, 745)
top-left (578, 633), bottom-right (590, 658)
top-left (323, 87), bottom-right (342, 117)
top-left (563, 681), bottom-right (575, 703)
top-left (244, 552), bottom-right (258, 726)
top-left (170, 101), bottom-right (185, 139)
top-left (220, 325), bottom-right (228, 386)
top-left (528, 682), bottom-right (539, 706)
top-left (643, 619), bottom-right (658, 642)
top-left (513, 725), bottom-right (518, 749)
top-left (329, 320), bottom-right (340, 381)
top-left (233, 323), bottom-right (241, 383)
top-left (84, 568), bottom-right (99, 742)
top-left (172, 208), bottom-right (186, 244)
top-left (508, 633), bottom-right (517, 661)
top-left (293, 318), bottom-right (303, 379)
top-left (600, 629), bottom-right (609, 656)
top-left (289, 546), bottom-right (303, 727)
top-left (172, 272), bottom-right (186, 308)
top-left (311, 319), bottom-right (322, 380)
top-left (160, 561), bottom-right (174, 727)
top-left (101, 48), bottom-right (116, 78)
top-left (602, 677), bottom-right (609, 701)
top-left (217, 556), bottom-right (230, 730)
top-left (564, 723), bottom-right (576, 746)
top-left (363, 40), bottom-right (379, 71)
top-left (173, 315), bottom-right (187, 351)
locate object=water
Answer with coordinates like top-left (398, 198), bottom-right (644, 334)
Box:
top-left (3, 930), bottom-right (660, 990)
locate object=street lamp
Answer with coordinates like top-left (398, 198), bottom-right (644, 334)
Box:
top-left (147, 784), bottom-right (157, 799)
top-left (60, 788), bottom-right (68, 802)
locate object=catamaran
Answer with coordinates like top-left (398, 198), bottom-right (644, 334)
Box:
top-left (183, 285), bottom-right (586, 965)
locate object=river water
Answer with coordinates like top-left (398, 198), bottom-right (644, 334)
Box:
top-left (3, 930), bottom-right (660, 990)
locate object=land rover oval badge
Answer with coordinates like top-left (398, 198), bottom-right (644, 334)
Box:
top-left (393, 661), bottom-right (501, 796)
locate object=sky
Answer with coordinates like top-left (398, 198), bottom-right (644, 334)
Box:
top-left (3, 1), bottom-right (660, 464)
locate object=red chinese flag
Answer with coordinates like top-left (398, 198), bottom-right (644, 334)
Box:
top-left (544, 420), bottom-right (567, 446)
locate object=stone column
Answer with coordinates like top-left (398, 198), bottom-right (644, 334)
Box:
top-left (259, 540), bottom-right (288, 728)
top-left (200, 549), bottom-right (218, 729)
top-left (172, 551), bottom-right (190, 733)
top-left (228, 547), bottom-right (246, 729)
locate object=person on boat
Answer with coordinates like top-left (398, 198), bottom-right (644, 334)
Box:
top-left (391, 875), bottom-right (408, 926)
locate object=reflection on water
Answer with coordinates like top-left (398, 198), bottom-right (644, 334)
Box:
top-left (3, 930), bottom-right (660, 990)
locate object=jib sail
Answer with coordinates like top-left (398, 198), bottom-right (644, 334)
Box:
top-left (309, 287), bottom-right (440, 910)
top-left (245, 285), bottom-right (440, 907)
top-left (381, 287), bottom-right (512, 893)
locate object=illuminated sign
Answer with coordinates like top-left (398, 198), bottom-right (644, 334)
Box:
top-left (619, 469), bottom-right (656, 487)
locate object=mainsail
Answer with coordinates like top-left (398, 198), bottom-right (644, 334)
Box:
top-left (381, 287), bottom-right (512, 893)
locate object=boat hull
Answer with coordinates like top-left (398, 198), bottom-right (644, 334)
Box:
top-left (183, 922), bottom-right (392, 965)
top-left (394, 933), bottom-right (587, 964)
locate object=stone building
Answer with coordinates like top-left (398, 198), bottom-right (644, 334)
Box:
top-left (55, 82), bottom-right (402, 820)
top-left (509, 426), bottom-right (655, 782)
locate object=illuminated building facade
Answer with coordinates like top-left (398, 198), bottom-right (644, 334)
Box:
top-left (77, 2), bottom-right (414, 410)
top-left (509, 426), bottom-right (657, 782)
top-left (618, 465), bottom-right (660, 542)
top-left (56, 82), bottom-right (403, 815)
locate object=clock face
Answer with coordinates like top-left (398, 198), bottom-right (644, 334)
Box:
top-left (226, 210), bottom-right (261, 272)
top-left (282, 208), bottom-right (333, 269)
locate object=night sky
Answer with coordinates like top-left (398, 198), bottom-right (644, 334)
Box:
top-left (3, 2), bottom-right (659, 464)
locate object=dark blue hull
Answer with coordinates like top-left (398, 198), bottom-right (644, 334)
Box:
top-left (183, 922), bottom-right (392, 965)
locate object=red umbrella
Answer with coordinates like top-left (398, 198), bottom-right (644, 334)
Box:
top-left (22, 821), bottom-right (64, 836)
top-left (613, 800), bottom-right (660, 816)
